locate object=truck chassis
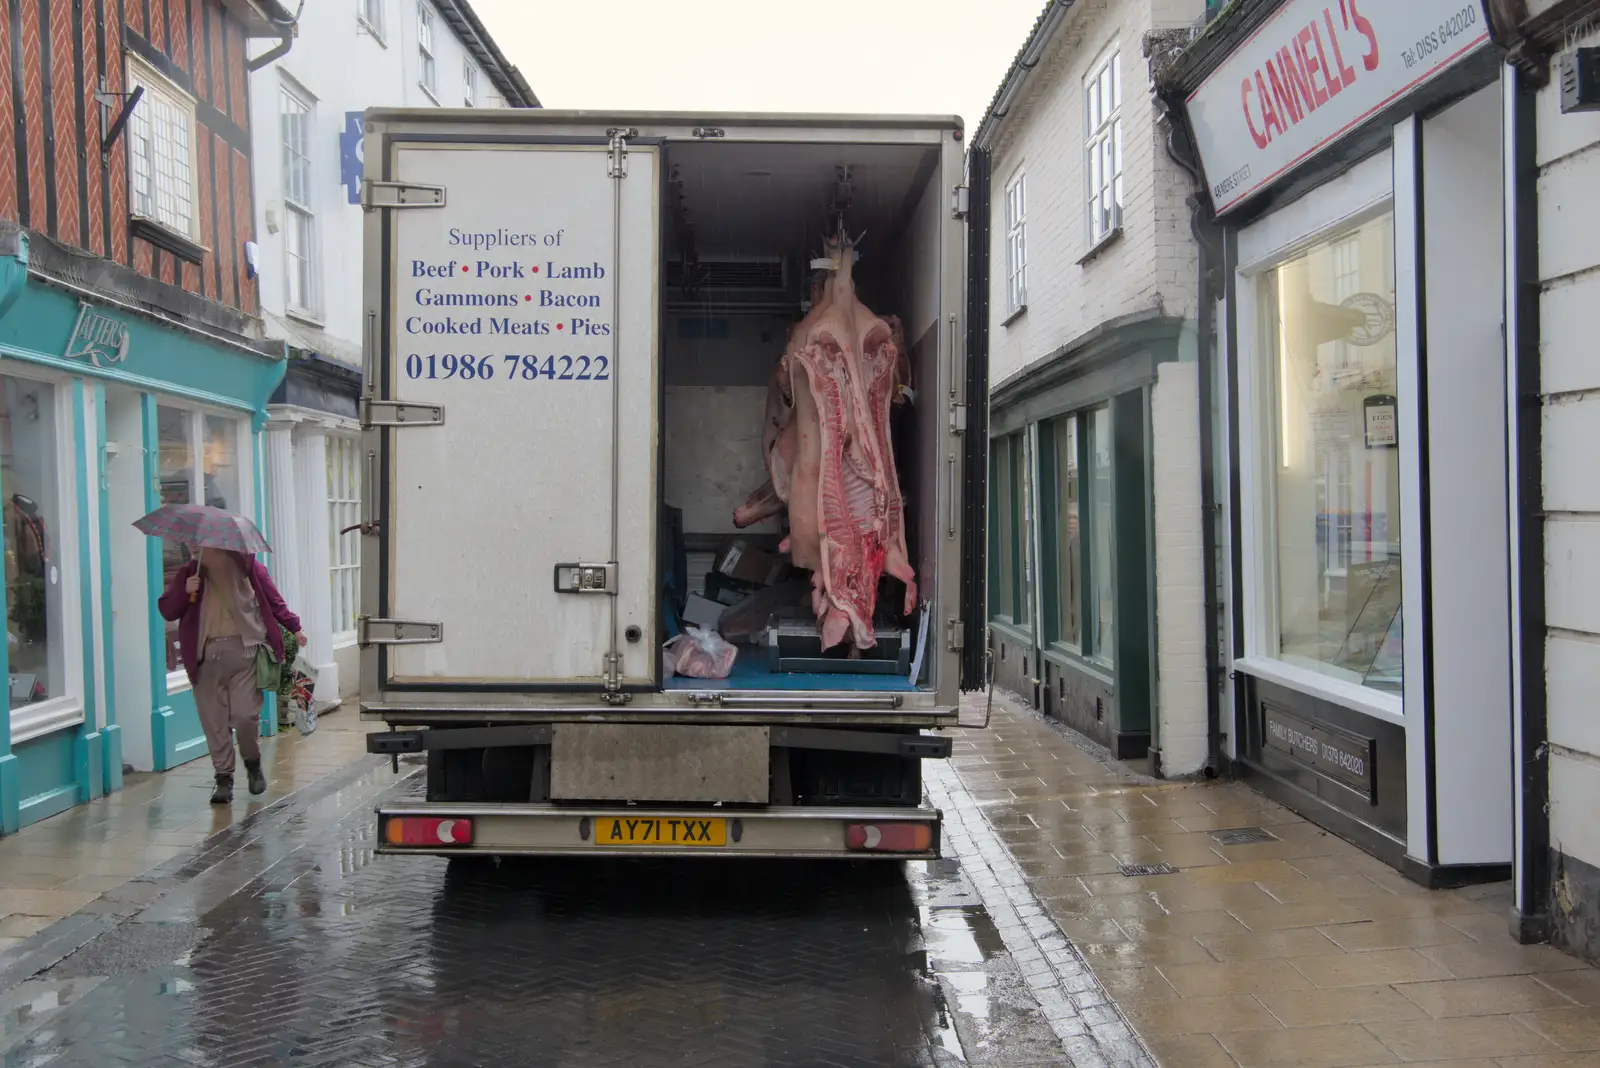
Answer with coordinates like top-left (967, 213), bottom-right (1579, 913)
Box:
top-left (368, 723), bottom-right (949, 860)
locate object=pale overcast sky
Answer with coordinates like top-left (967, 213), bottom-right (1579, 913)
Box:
top-left (468, 0), bottom-right (1047, 135)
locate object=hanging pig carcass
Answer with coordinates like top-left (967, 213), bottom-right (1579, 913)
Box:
top-left (733, 235), bottom-right (915, 652)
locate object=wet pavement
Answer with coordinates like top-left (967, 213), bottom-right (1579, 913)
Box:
top-left (0, 750), bottom-right (1137, 1068)
top-left (10, 690), bottom-right (1586, 1067)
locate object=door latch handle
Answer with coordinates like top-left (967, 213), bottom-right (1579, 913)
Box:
top-left (553, 562), bottom-right (617, 594)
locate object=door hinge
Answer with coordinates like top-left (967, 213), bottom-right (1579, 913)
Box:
top-left (358, 618), bottom-right (443, 646)
top-left (362, 400), bottom-right (445, 428)
top-left (947, 619), bottom-right (965, 651)
top-left (948, 403), bottom-right (968, 434)
top-left (553, 562), bottom-right (618, 594)
top-left (361, 180), bottom-right (446, 210)
top-left (692, 127), bottom-right (725, 139)
top-left (607, 127), bottom-right (637, 179)
top-left (601, 652), bottom-right (631, 699)
top-left (951, 185), bottom-right (970, 220)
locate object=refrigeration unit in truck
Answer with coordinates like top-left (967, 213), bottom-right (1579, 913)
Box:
top-left (359, 109), bottom-right (992, 859)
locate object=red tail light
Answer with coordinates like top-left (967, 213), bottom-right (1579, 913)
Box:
top-left (845, 822), bottom-right (933, 853)
top-left (385, 817), bottom-right (474, 847)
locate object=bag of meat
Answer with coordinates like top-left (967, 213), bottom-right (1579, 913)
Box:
top-left (663, 626), bottom-right (738, 680)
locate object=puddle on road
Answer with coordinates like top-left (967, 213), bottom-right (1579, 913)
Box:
top-left (904, 861), bottom-right (1071, 1066)
top-left (918, 904), bottom-right (1008, 967)
top-left (0, 978), bottom-right (105, 1058)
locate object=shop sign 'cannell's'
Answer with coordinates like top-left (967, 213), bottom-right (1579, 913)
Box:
top-left (1187, 0), bottom-right (1493, 214)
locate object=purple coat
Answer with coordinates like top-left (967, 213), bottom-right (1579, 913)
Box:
top-left (157, 554), bottom-right (302, 685)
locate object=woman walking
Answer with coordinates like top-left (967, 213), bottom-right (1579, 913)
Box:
top-left (158, 547), bottom-right (305, 804)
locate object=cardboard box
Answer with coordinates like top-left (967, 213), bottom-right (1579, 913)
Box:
top-left (681, 593), bottom-right (725, 630)
top-left (714, 538), bottom-right (788, 586)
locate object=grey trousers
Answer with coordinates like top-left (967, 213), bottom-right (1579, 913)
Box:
top-left (196, 636), bottom-right (262, 776)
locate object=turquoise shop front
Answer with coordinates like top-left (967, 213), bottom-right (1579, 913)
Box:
top-left (0, 239), bottom-right (286, 834)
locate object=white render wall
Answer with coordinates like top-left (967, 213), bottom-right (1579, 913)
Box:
top-left (247, 1), bottom-right (522, 701)
top-left (1536, 26), bottom-right (1600, 889)
top-left (1151, 360), bottom-right (1206, 775)
top-left (250, 0), bottom-right (514, 357)
top-left (986, 0), bottom-right (1203, 385)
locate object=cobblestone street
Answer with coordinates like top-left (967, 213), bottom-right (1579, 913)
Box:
top-left (0, 699), bottom-right (1596, 1067)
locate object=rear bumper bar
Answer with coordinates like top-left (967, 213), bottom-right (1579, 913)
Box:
top-left (367, 724), bottom-right (952, 759)
top-left (375, 802), bottom-right (943, 859)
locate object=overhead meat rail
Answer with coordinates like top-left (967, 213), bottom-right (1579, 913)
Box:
top-left (357, 109), bottom-right (989, 860)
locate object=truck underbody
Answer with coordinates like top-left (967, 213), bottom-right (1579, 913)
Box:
top-left (368, 721), bottom-right (948, 859)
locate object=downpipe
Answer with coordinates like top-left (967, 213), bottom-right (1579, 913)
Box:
top-left (1160, 93), bottom-right (1225, 779)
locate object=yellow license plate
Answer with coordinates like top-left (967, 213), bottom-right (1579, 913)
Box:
top-left (592, 817), bottom-right (727, 847)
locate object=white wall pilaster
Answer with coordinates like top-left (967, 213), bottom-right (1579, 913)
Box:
top-left (263, 420), bottom-right (304, 617)
top-left (292, 425), bottom-right (338, 703)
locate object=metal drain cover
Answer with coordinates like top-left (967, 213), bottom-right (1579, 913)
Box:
top-left (1119, 862), bottom-right (1177, 877)
top-left (1209, 827), bottom-right (1278, 846)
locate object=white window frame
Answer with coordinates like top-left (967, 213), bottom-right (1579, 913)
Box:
top-left (358, 0), bottom-right (386, 42)
top-left (5, 367), bottom-right (85, 745)
top-left (1232, 148), bottom-right (1402, 725)
top-left (1085, 48), bottom-right (1123, 249)
top-left (417, 2), bottom-right (437, 99)
top-left (327, 434), bottom-right (361, 644)
top-left (126, 56), bottom-right (201, 243)
top-left (279, 81), bottom-right (321, 321)
top-left (463, 58), bottom-right (477, 107)
top-left (1004, 170), bottom-right (1027, 316)
top-left (156, 405), bottom-right (254, 697)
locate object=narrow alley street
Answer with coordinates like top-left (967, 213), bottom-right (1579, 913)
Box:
top-left (1, 699), bottom-right (1595, 1068)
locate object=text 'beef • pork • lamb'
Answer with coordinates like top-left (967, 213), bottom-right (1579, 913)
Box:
top-left (733, 233), bottom-right (915, 652)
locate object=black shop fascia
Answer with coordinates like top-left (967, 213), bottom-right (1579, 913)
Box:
top-left (1158, 0), bottom-right (1525, 888)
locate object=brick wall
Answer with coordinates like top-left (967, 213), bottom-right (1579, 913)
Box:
top-left (0, 0), bottom-right (258, 318)
top-left (986, 0), bottom-right (1203, 385)
top-left (1151, 360), bottom-right (1206, 775)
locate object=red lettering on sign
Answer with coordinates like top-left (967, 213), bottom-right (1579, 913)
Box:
top-left (1296, 27), bottom-right (1330, 107)
top-left (1235, 1), bottom-right (1386, 152)
top-left (1242, 78), bottom-right (1269, 148)
top-left (1265, 58), bottom-right (1300, 126)
top-left (1256, 69), bottom-right (1285, 139)
top-left (1325, 8), bottom-right (1358, 86)
top-left (1312, 19), bottom-right (1343, 97)
top-left (1277, 45), bottom-right (1314, 118)
top-left (1349, 0), bottom-right (1380, 70)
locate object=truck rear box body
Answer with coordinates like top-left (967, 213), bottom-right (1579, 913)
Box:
top-left (358, 110), bottom-right (990, 858)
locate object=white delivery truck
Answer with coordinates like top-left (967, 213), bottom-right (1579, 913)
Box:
top-left (359, 109), bottom-right (992, 859)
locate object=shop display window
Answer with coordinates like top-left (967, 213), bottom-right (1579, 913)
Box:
top-left (0, 376), bottom-right (64, 707)
top-left (158, 405), bottom-right (243, 674)
top-left (1087, 408), bottom-right (1114, 664)
top-left (1259, 212), bottom-right (1401, 693)
top-left (1050, 416), bottom-right (1080, 649)
top-left (990, 431), bottom-right (1034, 628)
top-left (329, 436), bottom-right (362, 640)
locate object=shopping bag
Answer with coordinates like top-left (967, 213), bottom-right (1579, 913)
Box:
top-left (284, 651), bottom-right (318, 735)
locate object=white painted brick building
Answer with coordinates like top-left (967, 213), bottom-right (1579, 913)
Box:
top-left (248, 1), bottom-right (535, 705)
top-left (1532, 20), bottom-right (1600, 966)
top-left (975, 0), bottom-right (1208, 774)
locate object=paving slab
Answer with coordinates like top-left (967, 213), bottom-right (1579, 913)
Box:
top-left (942, 692), bottom-right (1600, 1067)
